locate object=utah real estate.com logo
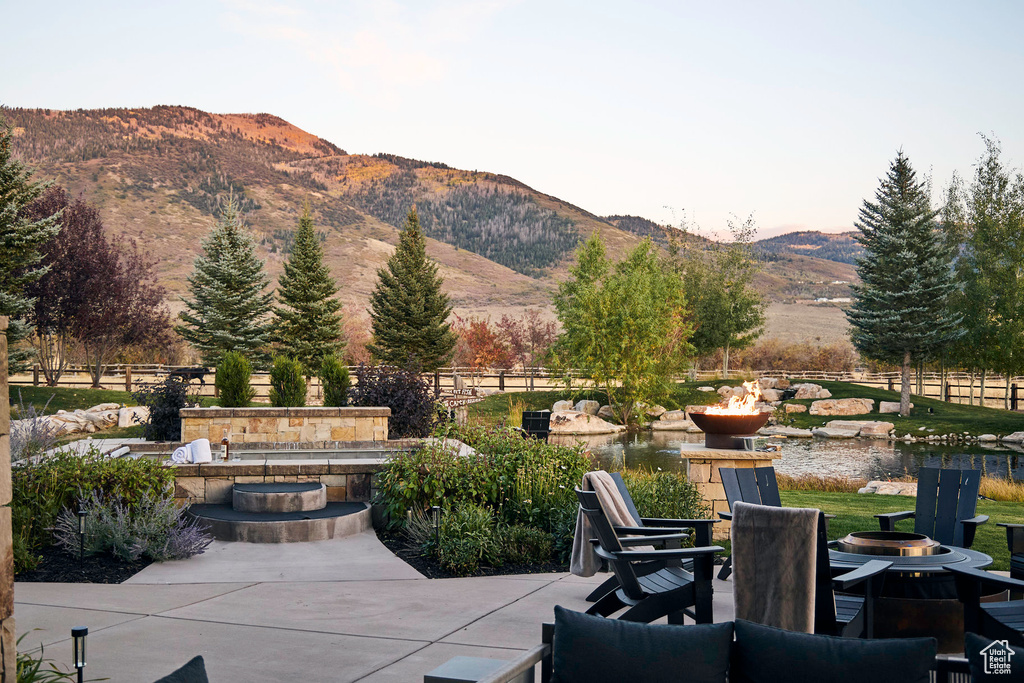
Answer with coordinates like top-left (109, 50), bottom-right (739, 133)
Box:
top-left (981, 640), bottom-right (1015, 675)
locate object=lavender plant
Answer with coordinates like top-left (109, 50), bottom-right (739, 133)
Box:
top-left (54, 491), bottom-right (212, 562)
top-left (10, 390), bottom-right (61, 462)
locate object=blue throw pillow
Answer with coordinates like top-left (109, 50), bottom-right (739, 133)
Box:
top-left (731, 620), bottom-right (935, 683)
top-left (966, 632), bottom-right (1024, 681)
top-left (153, 655), bottom-right (209, 683)
top-left (550, 606), bottom-right (733, 683)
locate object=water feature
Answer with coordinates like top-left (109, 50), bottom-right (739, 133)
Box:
top-left (550, 432), bottom-right (1024, 480)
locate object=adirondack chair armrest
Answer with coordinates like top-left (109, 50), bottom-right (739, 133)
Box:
top-left (999, 522), bottom-right (1024, 554)
top-left (618, 533), bottom-right (690, 547)
top-left (639, 518), bottom-right (720, 546)
top-left (595, 544), bottom-right (724, 563)
top-left (959, 515), bottom-right (989, 548)
top-left (832, 559), bottom-right (892, 591)
top-left (717, 511), bottom-right (732, 521)
top-left (947, 563), bottom-right (1024, 594)
top-left (612, 525), bottom-right (689, 536)
top-left (875, 510), bottom-right (914, 531)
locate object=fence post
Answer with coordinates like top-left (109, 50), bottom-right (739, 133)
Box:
top-left (125, 366), bottom-right (132, 392)
top-left (944, 383), bottom-right (951, 403)
top-left (530, 369), bottom-right (535, 391)
top-left (434, 370), bottom-right (440, 397)
top-left (887, 378), bottom-right (893, 392)
top-left (32, 365), bottom-right (39, 386)
top-left (499, 371), bottom-right (505, 392)
top-left (1013, 383), bottom-right (1019, 412)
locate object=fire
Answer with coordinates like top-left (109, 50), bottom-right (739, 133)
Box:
top-left (704, 380), bottom-right (764, 415)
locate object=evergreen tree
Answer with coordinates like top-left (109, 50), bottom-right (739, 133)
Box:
top-left (846, 152), bottom-right (961, 416)
top-left (273, 204), bottom-right (344, 374)
top-left (0, 118), bottom-right (61, 371)
top-left (367, 208), bottom-right (456, 371)
top-left (177, 195), bottom-right (273, 366)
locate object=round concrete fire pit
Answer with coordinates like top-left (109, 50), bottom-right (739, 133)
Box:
top-left (688, 411), bottom-right (771, 449)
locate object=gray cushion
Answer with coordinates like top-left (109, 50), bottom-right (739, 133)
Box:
top-left (550, 605), bottom-right (733, 683)
top-left (731, 620), bottom-right (935, 683)
top-left (966, 632), bottom-right (1024, 681)
top-left (153, 655), bottom-right (208, 683)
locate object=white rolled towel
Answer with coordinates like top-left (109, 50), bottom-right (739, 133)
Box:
top-left (171, 446), bottom-right (190, 464)
top-left (190, 438), bottom-right (213, 463)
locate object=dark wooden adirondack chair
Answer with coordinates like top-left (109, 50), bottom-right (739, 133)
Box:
top-left (948, 564), bottom-right (1024, 647)
top-left (875, 467), bottom-right (988, 548)
top-left (583, 471), bottom-right (721, 602)
top-left (575, 487), bottom-right (724, 624)
top-left (716, 466), bottom-right (783, 580)
top-left (732, 506), bottom-right (891, 638)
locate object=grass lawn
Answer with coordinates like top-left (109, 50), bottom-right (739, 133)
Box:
top-left (780, 490), bottom-right (1021, 572)
top-left (10, 385), bottom-right (137, 415)
top-left (780, 379), bottom-right (1024, 437)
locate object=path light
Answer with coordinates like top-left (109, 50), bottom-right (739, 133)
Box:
top-left (77, 507), bottom-right (88, 563)
top-left (431, 505), bottom-right (441, 546)
top-left (72, 626), bottom-right (87, 683)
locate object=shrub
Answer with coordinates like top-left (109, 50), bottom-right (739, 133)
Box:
top-left (499, 524), bottom-right (554, 565)
top-left (268, 356), bottom-right (307, 407)
top-left (619, 468), bottom-right (709, 521)
top-left (133, 375), bottom-right (196, 441)
top-left (9, 390), bottom-right (60, 462)
top-left (319, 355), bottom-right (350, 407)
top-left (11, 448), bottom-right (174, 572)
top-left (53, 491), bottom-right (212, 562)
top-left (216, 351), bottom-right (256, 407)
top-left (351, 364), bottom-right (435, 438)
top-left (437, 505), bottom-right (499, 576)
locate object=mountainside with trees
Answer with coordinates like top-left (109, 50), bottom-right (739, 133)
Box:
top-left (756, 230), bottom-right (863, 264)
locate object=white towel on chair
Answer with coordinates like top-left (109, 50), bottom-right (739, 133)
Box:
top-left (189, 438), bottom-right (212, 463)
top-left (171, 446), bottom-right (190, 464)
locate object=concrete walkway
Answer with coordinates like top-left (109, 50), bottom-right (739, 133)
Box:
top-left (15, 531), bottom-right (735, 682)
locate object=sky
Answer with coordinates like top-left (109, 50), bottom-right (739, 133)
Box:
top-left (2, 0), bottom-right (1023, 239)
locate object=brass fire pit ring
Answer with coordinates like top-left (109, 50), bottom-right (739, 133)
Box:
top-left (837, 531), bottom-right (941, 557)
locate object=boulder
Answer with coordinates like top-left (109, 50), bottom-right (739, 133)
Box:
top-left (660, 410), bottom-right (688, 421)
top-left (858, 480), bottom-right (918, 496)
top-left (879, 401), bottom-right (912, 414)
top-left (761, 388), bottom-right (782, 402)
top-left (645, 404), bottom-right (667, 418)
top-left (758, 377), bottom-right (779, 389)
top-left (574, 400), bottom-right (600, 415)
top-left (652, 419), bottom-right (694, 431)
top-left (784, 404), bottom-right (807, 414)
top-left (697, 386), bottom-right (716, 392)
top-left (760, 425), bottom-right (814, 437)
top-left (597, 405), bottom-right (616, 421)
top-left (812, 427), bottom-right (859, 438)
top-left (859, 421), bottom-right (895, 438)
top-left (809, 398), bottom-right (875, 416)
top-left (793, 383), bottom-right (824, 399)
top-left (979, 433), bottom-right (999, 442)
top-left (89, 402), bottom-right (121, 412)
top-left (1002, 431), bottom-right (1024, 444)
top-left (549, 410), bottom-right (625, 435)
top-left (717, 386), bottom-right (736, 398)
top-left (775, 378), bottom-right (791, 389)
top-left (825, 420), bottom-right (870, 431)
top-left (817, 388), bottom-right (832, 399)
top-left (118, 405), bottom-right (150, 428)
top-left (552, 400), bottom-right (574, 412)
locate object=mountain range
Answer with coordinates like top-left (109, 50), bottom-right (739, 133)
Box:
top-left (3, 105), bottom-right (858, 321)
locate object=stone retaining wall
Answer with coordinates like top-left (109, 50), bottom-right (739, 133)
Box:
top-left (180, 407), bottom-right (390, 444)
top-left (171, 460), bottom-right (384, 505)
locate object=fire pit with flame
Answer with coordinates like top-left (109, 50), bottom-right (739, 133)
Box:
top-left (689, 381), bottom-right (772, 450)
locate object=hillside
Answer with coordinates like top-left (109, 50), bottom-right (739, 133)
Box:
top-left (756, 230), bottom-right (862, 265)
top-left (4, 104), bottom-right (860, 332)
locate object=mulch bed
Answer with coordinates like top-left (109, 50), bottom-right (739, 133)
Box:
top-left (376, 530), bottom-right (569, 579)
top-left (15, 545), bottom-right (152, 583)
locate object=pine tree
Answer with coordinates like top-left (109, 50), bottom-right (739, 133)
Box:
top-left (177, 195), bottom-right (273, 367)
top-left (0, 118), bottom-right (62, 372)
top-left (846, 152), bottom-right (961, 416)
top-left (367, 208), bottom-right (456, 371)
top-left (273, 204), bottom-right (344, 374)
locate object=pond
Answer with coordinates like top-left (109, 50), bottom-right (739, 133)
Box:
top-left (550, 432), bottom-right (1024, 481)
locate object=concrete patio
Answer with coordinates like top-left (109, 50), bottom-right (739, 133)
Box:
top-left (14, 531), bottom-right (735, 682)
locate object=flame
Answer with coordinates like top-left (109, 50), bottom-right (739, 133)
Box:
top-left (704, 380), bottom-right (764, 415)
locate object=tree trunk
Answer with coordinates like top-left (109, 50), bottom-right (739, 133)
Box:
top-left (722, 343), bottom-right (731, 380)
top-left (969, 371), bottom-right (975, 406)
top-left (1006, 374), bottom-right (1012, 410)
top-left (900, 351), bottom-right (912, 417)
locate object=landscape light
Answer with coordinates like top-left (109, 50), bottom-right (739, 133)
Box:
top-left (431, 505), bottom-right (442, 546)
top-left (72, 626), bottom-right (88, 682)
top-left (78, 508), bottom-right (88, 563)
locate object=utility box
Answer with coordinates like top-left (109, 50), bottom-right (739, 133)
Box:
top-left (424, 656), bottom-right (532, 683)
top-left (521, 411), bottom-right (550, 441)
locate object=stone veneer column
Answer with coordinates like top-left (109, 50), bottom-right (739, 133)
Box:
top-left (681, 443), bottom-right (781, 540)
top-left (0, 318), bottom-right (14, 681)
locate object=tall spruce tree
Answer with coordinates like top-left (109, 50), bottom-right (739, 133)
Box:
top-left (177, 195), bottom-right (273, 367)
top-left (367, 208), bottom-right (456, 371)
top-left (0, 118), bottom-right (62, 371)
top-left (273, 204), bottom-right (344, 374)
top-left (846, 151), bottom-right (961, 416)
